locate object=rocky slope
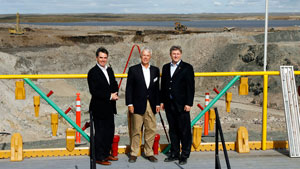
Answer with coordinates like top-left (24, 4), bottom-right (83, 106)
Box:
top-left (0, 24), bottom-right (299, 145)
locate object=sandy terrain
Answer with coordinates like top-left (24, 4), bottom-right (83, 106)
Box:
top-left (0, 22), bottom-right (300, 148)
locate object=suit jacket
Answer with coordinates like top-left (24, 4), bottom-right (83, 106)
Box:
top-left (88, 65), bottom-right (118, 119)
top-left (125, 64), bottom-right (160, 115)
top-left (161, 60), bottom-right (195, 112)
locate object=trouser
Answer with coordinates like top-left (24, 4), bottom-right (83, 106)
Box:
top-left (165, 100), bottom-right (192, 159)
top-left (94, 113), bottom-right (115, 161)
top-left (130, 100), bottom-right (156, 156)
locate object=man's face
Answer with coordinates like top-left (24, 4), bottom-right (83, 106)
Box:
top-left (170, 49), bottom-right (182, 64)
top-left (96, 52), bottom-right (108, 67)
top-left (140, 50), bottom-right (151, 65)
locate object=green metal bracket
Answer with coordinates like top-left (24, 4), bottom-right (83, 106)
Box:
top-left (24, 78), bottom-right (90, 142)
top-left (191, 75), bottom-right (240, 126)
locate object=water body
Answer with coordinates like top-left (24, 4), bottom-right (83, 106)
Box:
top-left (25, 20), bottom-right (300, 28)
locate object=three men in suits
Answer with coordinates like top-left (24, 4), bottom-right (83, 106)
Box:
top-left (125, 47), bottom-right (160, 163)
top-left (161, 46), bottom-right (195, 165)
top-left (87, 47), bottom-right (119, 166)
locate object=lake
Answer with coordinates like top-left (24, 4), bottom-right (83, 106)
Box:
top-left (25, 20), bottom-right (300, 28)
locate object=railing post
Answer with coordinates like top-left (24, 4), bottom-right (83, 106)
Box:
top-left (262, 74), bottom-right (268, 150)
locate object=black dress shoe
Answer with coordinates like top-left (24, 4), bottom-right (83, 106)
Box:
top-left (164, 156), bottom-right (179, 162)
top-left (179, 158), bottom-right (187, 165)
top-left (128, 156), bottom-right (137, 163)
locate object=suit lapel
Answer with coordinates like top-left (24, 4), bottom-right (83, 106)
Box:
top-left (166, 64), bottom-right (171, 79)
top-left (107, 67), bottom-right (114, 85)
top-left (149, 66), bottom-right (155, 87)
top-left (138, 64), bottom-right (147, 89)
top-left (172, 61), bottom-right (183, 79)
top-left (96, 65), bottom-right (110, 86)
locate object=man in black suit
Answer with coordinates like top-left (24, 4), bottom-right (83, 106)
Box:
top-left (161, 46), bottom-right (195, 165)
top-left (125, 47), bottom-right (160, 163)
top-left (87, 47), bottom-right (119, 166)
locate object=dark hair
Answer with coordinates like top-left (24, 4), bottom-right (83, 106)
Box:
top-left (169, 45), bottom-right (182, 54)
top-left (96, 47), bottom-right (109, 57)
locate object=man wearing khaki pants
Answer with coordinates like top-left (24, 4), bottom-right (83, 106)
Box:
top-left (125, 47), bottom-right (160, 163)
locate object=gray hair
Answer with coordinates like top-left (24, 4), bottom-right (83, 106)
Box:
top-left (141, 47), bottom-right (152, 56)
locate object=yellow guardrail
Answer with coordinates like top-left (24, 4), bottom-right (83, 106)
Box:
top-left (2, 70), bottom-right (299, 150)
top-left (0, 141), bottom-right (289, 159)
top-left (0, 71), bottom-right (300, 79)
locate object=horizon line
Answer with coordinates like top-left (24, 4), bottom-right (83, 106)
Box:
top-left (1, 12), bottom-right (300, 15)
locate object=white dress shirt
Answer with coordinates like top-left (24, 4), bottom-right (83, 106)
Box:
top-left (97, 63), bottom-right (110, 85)
top-left (142, 64), bottom-right (151, 89)
top-left (170, 60), bottom-right (181, 77)
top-left (128, 64), bottom-right (151, 107)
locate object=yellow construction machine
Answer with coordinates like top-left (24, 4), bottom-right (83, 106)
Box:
top-left (8, 13), bottom-right (25, 35)
top-left (174, 22), bottom-right (187, 32)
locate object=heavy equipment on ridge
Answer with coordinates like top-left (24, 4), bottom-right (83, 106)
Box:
top-left (8, 13), bottom-right (24, 35)
top-left (174, 22), bottom-right (187, 32)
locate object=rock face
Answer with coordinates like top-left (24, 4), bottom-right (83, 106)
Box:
top-left (0, 24), bottom-right (299, 144)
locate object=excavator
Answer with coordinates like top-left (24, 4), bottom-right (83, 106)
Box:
top-left (174, 22), bottom-right (187, 32)
top-left (8, 13), bottom-right (25, 35)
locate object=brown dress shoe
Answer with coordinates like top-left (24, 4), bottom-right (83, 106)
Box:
top-left (128, 156), bottom-right (137, 163)
top-left (96, 160), bottom-right (111, 165)
top-left (147, 156), bottom-right (158, 163)
top-left (106, 155), bottom-right (118, 161)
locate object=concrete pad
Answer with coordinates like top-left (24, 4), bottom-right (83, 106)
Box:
top-left (1, 150), bottom-right (300, 169)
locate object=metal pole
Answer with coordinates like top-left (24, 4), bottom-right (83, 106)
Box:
top-left (158, 111), bottom-right (170, 143)
top-left (90, 111), bottom-right (96, 169)
top-left (262, 0), bottom-right (269, 150)
top-left (215, 109), bottom-right (220, 169)
top-left (264, 0), bottom-right (269, 71)
top-left (262, 75), bottom-right (268, 150)
top-left (215, 108), bottom-right (231, 169)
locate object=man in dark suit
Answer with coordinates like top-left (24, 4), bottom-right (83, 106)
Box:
top-left (87, 47), bottom-right (119, 166)
top-left (161, 45), bottom-right (195, 165)
top-left (125, 47), bottom-right (160, 163)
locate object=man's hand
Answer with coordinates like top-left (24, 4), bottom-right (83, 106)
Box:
top-left (111, 92), bottom-right (119, 101)
top-left (128, 105), bottom-right (134, 114)
top-left (156, 106), bottom-right (160, 113)
top-left (184, 105), bottom-right (191, 112)
top-left (160, 103), bottom-right (164, 110)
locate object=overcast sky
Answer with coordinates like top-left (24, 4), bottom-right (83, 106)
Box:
top-left (0, 0), bottom-right (299, 14)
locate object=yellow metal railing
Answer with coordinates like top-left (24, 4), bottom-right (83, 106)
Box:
top-left (2, 70), bottom-right (300, 150)
top-left (1, 71), bottom-right (300, 79)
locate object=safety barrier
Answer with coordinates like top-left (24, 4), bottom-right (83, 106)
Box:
top-left (2, 70), bottom-right (300, 79)
top-left (0, 141), bottom-right (289, 159)
top-left (24, 78), bottom-right (90, 142)
top-left (1, 70), bottom-right (300, 153)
